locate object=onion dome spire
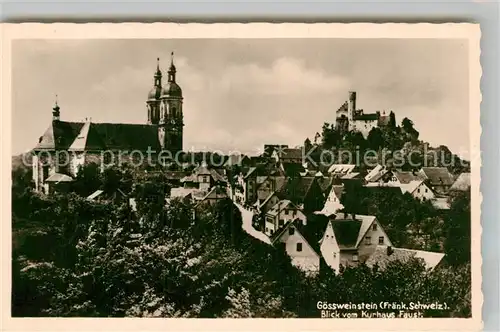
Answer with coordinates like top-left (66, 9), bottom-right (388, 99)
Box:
top-left (52, 94), bottom-right (60, 121)
top-left (168, 51), bottom-right (176, 82)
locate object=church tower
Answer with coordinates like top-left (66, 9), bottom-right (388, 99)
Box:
top-left (146, 58), bottom-right (163, 125)
top-left (159, 52), bottom-right (184, 154)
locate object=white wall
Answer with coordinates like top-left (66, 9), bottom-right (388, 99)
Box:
top-left (353, 119), bottom-right (379, 139)
top-left (412, 183), bottom-right (435, 201)
top-left (277, 226), bottom-right (320, 274)
top-left (320, 222), bottom-right (341, 274)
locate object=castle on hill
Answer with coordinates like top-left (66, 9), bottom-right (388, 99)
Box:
top-left (334, 91), bottom-right (396, 138)
top-left (31, 53), bottom-right (184, 194)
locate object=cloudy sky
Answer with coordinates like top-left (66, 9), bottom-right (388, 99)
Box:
top-left (12, 38), bottom-right (469, 157)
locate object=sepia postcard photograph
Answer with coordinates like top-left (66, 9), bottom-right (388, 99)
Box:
top-left (1, 23), bottom-right (482, 331)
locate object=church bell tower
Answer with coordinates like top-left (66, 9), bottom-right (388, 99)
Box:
top-left (159, 52), bottom-right (184, 154)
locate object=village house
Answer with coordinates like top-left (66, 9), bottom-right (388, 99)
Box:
top-left (400, 180), bottom-right (435, 201)
top-left (264, 199), bottom-right (307, 236)
top-left (270, 220), bottom-right (320, 275)
top-left (319, 213), bottom-right (393, 271)
top-left (418, 167), bottom-right (455, 194)
top-left (181, 162), bottom-right (227, 192)
top-left (277, 176), bottom-right (326, 213)
top-left (317, 185), bottom-right (344, 216)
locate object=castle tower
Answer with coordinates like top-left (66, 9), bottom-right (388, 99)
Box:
top-left (159, 52), bottom-right (184, 154)
top-left (347, 91), bottom-right (356, 131)
top-left (146, 58), bottom-right (163, 125)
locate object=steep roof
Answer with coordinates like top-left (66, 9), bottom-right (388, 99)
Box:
top-left (365, 245), bottom-right (445, 271)
top-left (278, 176), bottom-right (316, 203)
top-left (400, 180), bottom-right (425, 195)
top-left (68, 121), bottom-right (106, 151)
top-left (450, 172), bottom-right (471, 191)
top-left (420, 167), bottom-right (455, 186)
top-left (34, 121), bottom-right (84, 151)
top-left (35, 120), bottom-right (163, 152)
top-left (394, 170), bottom-right (427, 184)
top-left (330, 219), bottom-right (362, 249)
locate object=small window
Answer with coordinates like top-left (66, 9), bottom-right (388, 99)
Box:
top-left (365, 236), bottom-right (371, 245)
top-left (270, 230), bottom-right (274, 235)
top-left (378, 236), bottom-right (384, 245)
top-left (289, 227), bottom-right (295, 235)
top-left (333, 253), bottom-right (337, 258)
top-left (265, 227), bottom-right (269, 233)
top-left (372, 223), bottom-right (377, 231)
top-left (425, 188), bottom-right (428, 193)
top-left (279, 219), bottom-right (284, 227)
top-left (296, 243), bottom-right (302, 252)
top-left (417, 188), bottom-right (421, 193)
top-left (353, 254), bottom-right (359, 262)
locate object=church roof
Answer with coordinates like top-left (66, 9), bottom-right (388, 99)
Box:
top-left (161, 81), bottom-right (182, 98)
top-left (35, 120), bottom-right (162, 152)
top-left (34, 121), bottom-right (84, 151)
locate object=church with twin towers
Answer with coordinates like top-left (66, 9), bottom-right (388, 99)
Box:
top-left (31, 53), bottom-right (184, 193)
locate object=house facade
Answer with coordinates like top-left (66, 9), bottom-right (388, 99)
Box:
top-left (264, 199), bottom-right (307, 236)
top-left (271, 222), bottom-right (320, 275)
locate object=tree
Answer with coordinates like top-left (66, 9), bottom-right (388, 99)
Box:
top-left (366, 127), bottom-right (384, 150)
top-left (444, 190), bottom-right (471, 266)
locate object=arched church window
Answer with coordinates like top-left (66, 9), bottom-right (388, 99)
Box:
top-left (172, 107), bottom-right (177, 117)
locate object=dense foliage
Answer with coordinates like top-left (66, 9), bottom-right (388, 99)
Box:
top-left (12, 165), bottom-right (471, 318)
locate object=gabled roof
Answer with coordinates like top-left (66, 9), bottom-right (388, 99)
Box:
top-left (278, 176), bottom-right (316, 203)
top-left (34, 121), bottom-right (84, 151)
top-left (330, 213), bottom-right (378, 249)
top-left (330, 219), bottom-right (362, 249)
top-left (267, 199), bottom-right (298, 216)
top-left (419, 167), bottom-right (455, 186)
top-left (450, 172), bottom-right (471, 191)
top-left (394, 170), bottom-right (427, 184)
top-left (68, 121), bottom-right (106, 151)
top-left (400, 180), bottom-right (425, 195)
top-left (45, 172), bottom-right (74, 183)
top-left (34, 120), bottom-right (162, 152)
top-left (365, 245), bottom-right (445, 271)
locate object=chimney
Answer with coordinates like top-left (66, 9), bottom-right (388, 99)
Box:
top-left (387, 246), bottom-right (394, 256)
